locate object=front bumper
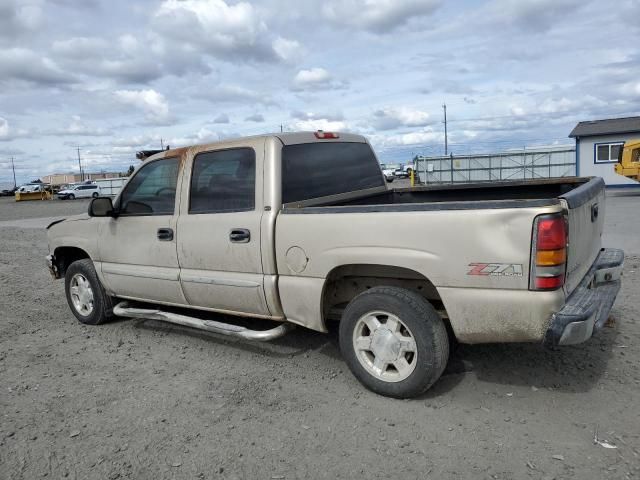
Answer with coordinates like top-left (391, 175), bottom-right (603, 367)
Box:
top-left (544, 248), bottom-right (624, 347)
top-left (46, 254), bottom-right (60, 279)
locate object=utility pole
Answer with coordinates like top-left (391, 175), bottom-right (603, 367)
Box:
top-left (280, 124), bottom-right (283, 133)
top-left (76, 147), bottom-right (84, 181)
top-left (160, 138), bottom-right (164, 149)
top-left (442, 103), bottom-right (448, 156)
top-left (11, 156), bottom-right (17, 189)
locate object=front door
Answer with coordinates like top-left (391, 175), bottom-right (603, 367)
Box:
top-left (176, 141), bottom-right (269, 316)
top-left (98, 156), bottom-right (186, 305)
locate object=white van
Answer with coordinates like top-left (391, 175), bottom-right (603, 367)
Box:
top-left (57, 184), bottom-right (101, 200)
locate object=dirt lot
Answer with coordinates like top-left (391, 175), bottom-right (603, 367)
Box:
top-left (1, 193), bottom-right (639, 480)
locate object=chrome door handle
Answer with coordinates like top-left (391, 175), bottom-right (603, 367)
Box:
top-left (229, 228), bottom-right (250, 243)
top-left (157, 228), bottom-right (174, 241)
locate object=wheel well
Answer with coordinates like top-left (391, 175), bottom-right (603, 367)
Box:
top-left (54, 247), bottom-right (90, 277)
top-left (322, 264), bottom-right (448, 323)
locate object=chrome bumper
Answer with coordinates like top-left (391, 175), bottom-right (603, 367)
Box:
top-left (545, 248), bottom-right (624, 347)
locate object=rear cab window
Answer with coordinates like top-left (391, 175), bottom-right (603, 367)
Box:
top-left (282, 142), bottom-right (384, 204)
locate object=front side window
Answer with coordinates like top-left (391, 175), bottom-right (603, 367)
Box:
top-left (189, 148), bottom-right (255, 214)
top-left (595, 142), bottom-right (624, 163)
top-left (119, 157), bottom-right (179, 215)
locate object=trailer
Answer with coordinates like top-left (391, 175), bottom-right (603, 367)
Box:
top-left (93, 177), bottom-right (128, 197)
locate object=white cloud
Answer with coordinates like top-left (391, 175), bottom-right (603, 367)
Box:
top-left (292, 67), bottom-right (346, 91)
top-left (291, 110), bottom-right (344, 121)
top-left (372, 107), bottom-right (431, 130)
top-left (169, 127), bottom-right (222, 147)
top-left (52, 37), bottom-right (109, 58)
top-left (0, 117), bottom-right (30, 142)
top-left (0, 0), bottom-right (44, 43)
top-left (272, 37), bottom-right (303, 62)
top-left (290, 118), bottom-right (348, 132)
top-left (0, 117), bottom-right (8, 138)
top-left (0, 48), bottom-right (71, 85)
top-left (380, 128), bottom-right (443, 146)
top-left (114, 89), bottom-right (170, 123)
top-left (196, 84), bottom-right (273, 105)
top-left (294, 68), bottom-right (330, 86)
top-left (152, 0), bottom-right (277, 61)
top-left (47, 116), bottom-right (110, 136)
top-left (213, 113), bottom-right (230, 123)
top-left (486, 0), bottom-right (583, 32)
top-left (245, 113), bottom-right (265, 122)
top-left (322, 0), bottom-right (441, 33)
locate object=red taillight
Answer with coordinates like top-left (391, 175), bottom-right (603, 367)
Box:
top-left (535, 276), bottom-right (565, 290)
top-left (314, 131), bottom-right (339, 139)
top-left (531, 214), bottom-right (568, 291)
top-left (537, 217), bottom-right (566, 250)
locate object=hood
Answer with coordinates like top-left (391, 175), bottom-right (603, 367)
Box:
top-left (46, 213), bottom-right (90, 230)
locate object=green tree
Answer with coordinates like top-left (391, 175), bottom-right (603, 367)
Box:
top-left (126, 165), bottom-right (135, 176)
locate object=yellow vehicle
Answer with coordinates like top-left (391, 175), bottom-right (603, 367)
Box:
top-left (614, 139), bottom-right (640, 181)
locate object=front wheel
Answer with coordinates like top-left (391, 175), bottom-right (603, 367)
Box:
top-left (65, 259), bottom-right (113, 325)
top-left (69, 194), bottom-right (75, 200)
top-left (339, 286), bottom-right (449, 398)
top-left (92, 192), bottom-right (99, 198)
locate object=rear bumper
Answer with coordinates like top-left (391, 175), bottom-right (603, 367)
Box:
top-left (544, 248), bottom-right (624, 347)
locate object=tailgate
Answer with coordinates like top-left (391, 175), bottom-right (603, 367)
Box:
top-left (560, 177), bottom-right (606, 295)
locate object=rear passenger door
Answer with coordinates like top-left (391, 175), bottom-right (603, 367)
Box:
top-left (176, 141), bottom-right (269, 316)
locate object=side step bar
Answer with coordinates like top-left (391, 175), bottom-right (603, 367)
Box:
top-left (113, 302), bottom-right (293, 341)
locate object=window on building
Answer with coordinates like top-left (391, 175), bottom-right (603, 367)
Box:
top-left (595, 142), bottom-right (624, 163)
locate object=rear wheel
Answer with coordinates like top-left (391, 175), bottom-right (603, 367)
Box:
top-left (339, 286), bottom-right (449, 398)
top-left (65, 259), bottom-right (113, 325)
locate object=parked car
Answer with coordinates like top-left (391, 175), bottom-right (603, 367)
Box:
top-left (17, 183), bottom-right (47, 193)
top-left (394, 164), bottom-right (413, 178)
top-left (381, 167), bottom-right (395, 182)
top-left (46, 131), bottom-right (623, 398)
top-left (57, 184), bottom-right (100, 200)
top-left (0, 188), bottom-right (17, 196)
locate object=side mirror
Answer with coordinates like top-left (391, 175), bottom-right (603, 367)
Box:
top-left (88, 197), bottom-right (115, 217)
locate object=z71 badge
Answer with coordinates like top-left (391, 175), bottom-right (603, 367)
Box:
top-left (467, 263), bottom-right (523, 277)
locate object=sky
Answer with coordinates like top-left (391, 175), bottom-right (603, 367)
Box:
top-left (0, 0), bottom-right (639, 187)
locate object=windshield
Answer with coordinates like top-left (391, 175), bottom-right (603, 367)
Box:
top-left (282, 142), bottom-right (384, 204)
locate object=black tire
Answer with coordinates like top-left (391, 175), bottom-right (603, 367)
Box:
top-left (339, 286), bottom-right (449, 398)
top-left (64, 259), bottom-right (113, 325)
top-left (69, 194), bottom-right (75, 200)
top-left (92, 192), bottom-right (99, 198)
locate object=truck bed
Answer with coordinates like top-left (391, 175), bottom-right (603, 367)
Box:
top-left (283, 177), bottom-right (595, 212)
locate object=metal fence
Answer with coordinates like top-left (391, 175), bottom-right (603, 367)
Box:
top-left (414, 148), bottom-right (576, 184)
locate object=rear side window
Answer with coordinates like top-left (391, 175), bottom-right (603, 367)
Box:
top-left (119, 157), bottom-right (179, 216)
top-left (189, 148), bottom-right (255, 214)
top-left (282, 142), bottom-right (384, 204)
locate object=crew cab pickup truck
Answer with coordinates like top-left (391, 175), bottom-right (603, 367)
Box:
top-left (46, 131), bottom-right (624, 398)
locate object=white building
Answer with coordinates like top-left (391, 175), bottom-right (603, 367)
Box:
top-left (569, 116), bottom-right (640, 187)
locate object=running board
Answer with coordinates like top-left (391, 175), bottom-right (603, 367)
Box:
top-left (113, 302), bottom-right (293, 341)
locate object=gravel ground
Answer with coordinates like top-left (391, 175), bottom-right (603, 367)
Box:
top-left (1, 192), bottom-right (639, 480)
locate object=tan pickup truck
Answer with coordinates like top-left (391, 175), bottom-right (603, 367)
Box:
top-left (46, 132), bottom-right (624, 398)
